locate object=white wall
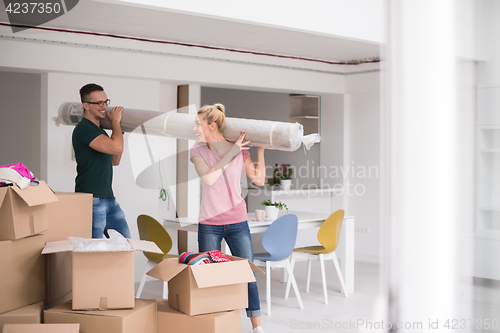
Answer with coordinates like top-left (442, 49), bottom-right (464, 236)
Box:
top-left (320, 93), bottom-right (344, 189)
top-left (111, 0), bottom-right (385, 44)
top-left (0, 72), bottom-right (41, 176)
top-left (465, 0), bottom-right (500, 280)
top-left (476, 0), bottom-right (500, 86)
top-left (0, 33), bottom-right (344, 95)
top-left (345, 71), bottom-right (380, 263)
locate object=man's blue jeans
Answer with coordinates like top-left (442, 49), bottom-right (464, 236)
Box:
top-left (92, 197), bottom-right (131, 239)
top-left (198, 221), bottom-right (261, 317)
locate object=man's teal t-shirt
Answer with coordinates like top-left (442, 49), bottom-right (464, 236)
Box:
top-left (72, 118), bottom-right (114, 198)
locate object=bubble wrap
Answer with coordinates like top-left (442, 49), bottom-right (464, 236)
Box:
top-left (68, 230), bottom-right (132, 252)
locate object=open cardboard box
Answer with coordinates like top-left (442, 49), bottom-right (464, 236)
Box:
top-left (2, 324), bottom-right (79, 333)
top-left (44, 299), bottom-right (156, 333)
top-left (147, 255), bottom-right (264, 316)
top-left (42, 238), bottom-right (161, 310)
top-left (44, 192), bottom-right (92, 309)
top-left (0, 181), bottom-right (58, 241)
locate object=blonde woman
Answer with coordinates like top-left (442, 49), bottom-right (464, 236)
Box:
top-left (190, 104), bottom-right (266, 333)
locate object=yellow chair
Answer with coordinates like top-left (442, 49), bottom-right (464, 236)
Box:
top-left (136, 214), bottom-right (177, 299)
top-left (285, 209), bottom-right (348, 304)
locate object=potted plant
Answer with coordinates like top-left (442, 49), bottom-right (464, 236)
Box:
top-left (278, 164), bottom-right (293, 190)
top-left (260, 199), bottom-right (288, 220)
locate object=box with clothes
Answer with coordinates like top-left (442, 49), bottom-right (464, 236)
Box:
top-left (147, 253), bottom-right (262, 316)
top-left (0, 180), bottom-right (58, 241)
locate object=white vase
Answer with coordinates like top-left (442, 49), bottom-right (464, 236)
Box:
top-left (280, 179), bottom-right (292, 190)
top-left (264, 206), bottom-right (279, 220)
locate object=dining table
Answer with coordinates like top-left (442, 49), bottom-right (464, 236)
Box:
top-left (163, 210), bottom-right (355, 294)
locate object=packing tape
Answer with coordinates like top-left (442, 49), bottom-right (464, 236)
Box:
top-left (99, 297), bottom-right (108, 310)
top-left (29, 214), bottom-right (35, 236)
top-left (175, 294), bottom-right (180, 311)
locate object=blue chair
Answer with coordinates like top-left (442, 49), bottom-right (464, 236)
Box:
top-left (253, 214), bottom-right (304, 316)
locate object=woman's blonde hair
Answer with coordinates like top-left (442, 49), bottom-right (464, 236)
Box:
top-left (198, 103), bottom-right (226, 132)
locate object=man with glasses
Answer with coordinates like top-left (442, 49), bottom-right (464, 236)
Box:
top-left (72, 83), bottom-right (131, 239)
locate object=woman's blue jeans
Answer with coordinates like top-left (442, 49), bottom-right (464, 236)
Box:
top-left (198, 221), bottom-right (261, 317)
top-left (92, 197), bottom-right (131, 239)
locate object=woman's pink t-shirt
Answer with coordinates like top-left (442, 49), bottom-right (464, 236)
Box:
top-left (190, 143), bottom-right (250, 225)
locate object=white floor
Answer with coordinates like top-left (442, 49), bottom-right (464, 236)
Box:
top-left (136, 260), bottom-right (381, 333)
top-left (469, 278), bottom-right (500, 333)
top-left (137, 261), bottom-right (500, 333)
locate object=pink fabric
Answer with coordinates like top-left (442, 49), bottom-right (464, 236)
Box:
top-left (190, 143), bottom-right (250, 225)
top-left (0, 162), bottom-right (36, 185)
top-left (207, 250), bottom-right (231, 263)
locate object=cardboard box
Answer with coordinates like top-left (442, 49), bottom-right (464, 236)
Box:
top-left (147, 256), bottom-right (263, 316)
top-left (2, 323), bottom-right (79, 333)
top-left (156, 298), bottom-right (240, 333)
top-left (0, 181), bottom-right (58, 241)
top-left (44, 192), bottom-right (92, 309)
top-left (42, 239), bottom-right (161, 310)
top-left (44, 252), bottom-right (72, 310)
top-left (44, 192), bottom-right (92, 242)
top-left (0, 302), bottom-right (43, 333)
top-left (0, 235), bottom-right (46, 314)
top-left (44, 299), bottom-right (156, 333)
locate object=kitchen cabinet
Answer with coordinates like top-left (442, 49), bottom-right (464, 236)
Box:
top-left (246, 186), bottom-right (342, 214)
top-left (471, 86), bottom-right (500, 280)
top-left (289, 94), bottom-right (320, 136)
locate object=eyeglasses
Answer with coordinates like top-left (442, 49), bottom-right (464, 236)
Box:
top-left (85, 99), bottom-right (110, 107)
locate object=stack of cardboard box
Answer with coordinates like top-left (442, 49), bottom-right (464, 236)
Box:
top-left (42, 237), bottom-right (160, 333)
top-left (0, 181), bottom-right (158, 333)
top-left (0, 181), bottom-right (59, 332)
top-left (40, 192), bottom-right (162, 333)
top-left (148, 256), bottom-right (264, 333)
top-left (1, 180), bottom-right (263, 333)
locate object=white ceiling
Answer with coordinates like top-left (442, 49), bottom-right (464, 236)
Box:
top-left (0, 0), bottom-right (381, 64)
